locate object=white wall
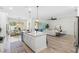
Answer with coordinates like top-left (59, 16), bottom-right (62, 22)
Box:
top-left (48, 16), bottom-right (77, 36)
top-left (58, 17), bottom-right (76, 35)
top-left (0, 12), bottom-right (7, 36)
top-left (0, 12), bottom-right (8, 52)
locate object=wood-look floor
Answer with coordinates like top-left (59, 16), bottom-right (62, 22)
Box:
top-left (23, 35), bottom-right (76, 53)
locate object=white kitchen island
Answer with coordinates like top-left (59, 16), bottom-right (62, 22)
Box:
top-left (22, 31), bottom-right (47, 53)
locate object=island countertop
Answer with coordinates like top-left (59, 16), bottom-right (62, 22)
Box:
top-left (22, 31), bottom-right (46, 37)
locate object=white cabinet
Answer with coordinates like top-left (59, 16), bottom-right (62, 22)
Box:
top-left (0, 43), bottom-right (4, 52)
top-left (22, 32), bottom-right (47, 52)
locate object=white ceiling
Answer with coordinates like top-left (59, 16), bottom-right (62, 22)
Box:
top-left (0, 6), bottom-right (77, 19)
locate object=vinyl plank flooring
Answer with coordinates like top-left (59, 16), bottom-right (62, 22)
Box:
top-left (22, 35), bottom-right (76, 53)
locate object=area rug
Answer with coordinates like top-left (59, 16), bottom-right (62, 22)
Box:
top-left (10, 41), bottom-right (27, 53)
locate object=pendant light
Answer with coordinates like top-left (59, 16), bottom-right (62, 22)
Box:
top-left (35, 6), bottom-right (40, 31)
top-left (26, 7), bottom-right (31, 32)
top-left (35, 6), bottom-right (39, 22)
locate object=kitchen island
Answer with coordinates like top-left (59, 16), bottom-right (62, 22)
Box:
top-left (22, 31), bottom-right (47, 53)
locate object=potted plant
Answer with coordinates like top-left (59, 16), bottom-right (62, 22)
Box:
top-left (45, 24), bottom-right (49, 29)
top-left (45, 24), bottom-right (49, 33)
